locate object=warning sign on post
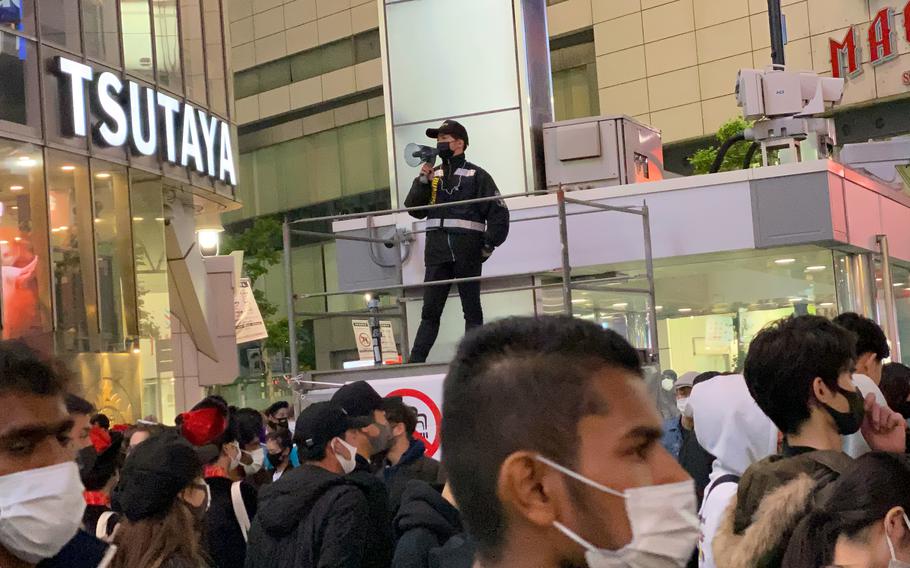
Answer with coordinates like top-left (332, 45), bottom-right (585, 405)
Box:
top-left (352, 320), bottom-right (399, 362)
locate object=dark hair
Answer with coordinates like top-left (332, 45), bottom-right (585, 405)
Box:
top-left (880, 363), bottom-right (910, 414)
top-left (384, 398), bottom-right (418, 437)
top-left (66, 393), bottom-right (95, 416)
top-left (442, 316), bottom-right (642, 556)
top-left (744, 315), bottom-right (855, 434)
top-left (266, 428), bottom-right (292, 450)
top-left (264, 401), bottom-right (289, 418)
top-left (0, 341), bottom-right (70, 398)
top-left (91, 413), bottom-right (111, 429)
top-left (234, 408), bottom-right (265, 446)
top-left (782, 452), bottom-right (910, 567)
top-left (693, 371), bottom-right (723, 386)
top-left (833, 312), bottom-right (890, 361)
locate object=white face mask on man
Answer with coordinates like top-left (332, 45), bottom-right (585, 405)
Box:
top-left (536, 455), bottom-right (699, 568)
top-left (242, 447), bottom-right (265, 475)
top-left (334, 437), bottom-right (358, 474)
top-left (0, 461), bottom-right (86, 563)
top-left (676, 397), bottom-right (690, 415)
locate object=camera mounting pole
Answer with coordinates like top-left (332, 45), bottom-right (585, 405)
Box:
top-left (768, 0), bottom-right (785, 66)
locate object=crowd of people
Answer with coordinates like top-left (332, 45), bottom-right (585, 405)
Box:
top-left (2, 310), bottom-right (910, 567)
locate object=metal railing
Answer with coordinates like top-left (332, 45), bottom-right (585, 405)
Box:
top-left (282, 187), bottom-right (658, 374)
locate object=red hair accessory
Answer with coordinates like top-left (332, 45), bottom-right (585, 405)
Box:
top-left (89, 425), bottom-right (112, 454)
top-left (111, 424), bottom-right (130, 433)
top-left (179, 407), bottom-right (227, 446)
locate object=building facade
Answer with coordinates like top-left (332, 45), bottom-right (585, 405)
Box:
top-left (0, 0), bottom-right (240, 423)
top-left (224, 0), bottom-right (910, 399)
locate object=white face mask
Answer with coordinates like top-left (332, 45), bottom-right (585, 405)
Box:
top-left (886, 512), bottom-right (910, 568)
top-left (227, 441), bottom-right (242, 471)
top-left (334, 437), bottom-right (358, 475)
top-left (536, 456), bottom-right (699, 568)
top-left (242, 447), bottom-right (265, 475)
top-left (676, 397), bottom-right (690, 415)
top-left (0, 461), bottom-right (86, 563)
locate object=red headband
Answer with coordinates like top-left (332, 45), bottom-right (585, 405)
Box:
top-left (179, 407), bottom-right (227, 446)
top-left (89, 425), bottom-right (112, 454)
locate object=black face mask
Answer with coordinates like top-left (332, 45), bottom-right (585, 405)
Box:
top-left (821, 386), bottom-right (866, 435)
top-left (437, 141), bottom-right (455, 161)
top-left (267, 451), bottom-right (285, 468)
top-left (268, 419), bottom-right (289, 431)
top-left (77, 446), bottom-right (97, 479)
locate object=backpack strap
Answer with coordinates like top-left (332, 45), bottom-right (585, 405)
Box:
top-left (96, 511), bottom-right (116, 540)
top-left (705, 474), bottom-right (740, 502)
top-left (231, 481), bottom-right (251, 542)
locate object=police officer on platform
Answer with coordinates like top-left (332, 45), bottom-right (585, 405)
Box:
top-left (404, 120), bottom-right (510, 363)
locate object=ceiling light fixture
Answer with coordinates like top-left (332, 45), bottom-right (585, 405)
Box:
top-left (9, 185), bottom-right (22, 191)
top-left (678, 308), bottom-right (693, 313)
top-left (774, 258), bottom-right (797, 265)
top-left (805, 265), bottom-right (827, 272)
top-left (60, 165), bottom-right (75, 171)
top-left (612, 302), bottom-right (628, 309)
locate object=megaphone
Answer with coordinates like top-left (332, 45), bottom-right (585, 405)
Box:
top-left (404, 143), bottom-right (438, 168)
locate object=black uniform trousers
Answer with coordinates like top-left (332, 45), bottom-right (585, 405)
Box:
top-left (410, 232), bottom-right (484, 363)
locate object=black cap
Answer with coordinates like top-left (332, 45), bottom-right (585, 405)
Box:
top-left (426, 119), bottom-right (469, 147)
top-left (331, 381), bottom-right (382, 428)
top-left (113, 430), bottom-right (201, 522)
top-left (294, 402), bottom-right (349, 453)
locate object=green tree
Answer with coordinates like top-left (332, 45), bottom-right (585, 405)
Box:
top-left (222, 217), bottom-right (283, 320)
top-left (689, 117), bottom-right (763, 175)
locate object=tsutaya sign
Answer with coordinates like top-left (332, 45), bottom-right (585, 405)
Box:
top-left (829, 3), bottom-right (910, 81)
top-left (55, 57), bottom-right (237, 186)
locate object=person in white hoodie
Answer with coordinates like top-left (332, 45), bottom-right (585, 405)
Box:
top-left (687, 373), bottom-right (778, 568)
top-left (833, 313), bottom-right (891, 458)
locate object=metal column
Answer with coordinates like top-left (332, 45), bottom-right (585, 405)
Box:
top-left (556, 189), bottom-right (573, 314)
top-left (877, 235), bottom-right (902, 362)
top-left (642, 204), bottom-right (660, 367)
top-left (282, 218), bottom-right (299, 377)
top-left (767, 0), bottom-right (785, 66)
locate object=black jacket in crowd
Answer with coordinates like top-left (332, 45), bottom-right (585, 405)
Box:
top-left (37, 530), bottom-right (114, 568)
top-left (205, 477), bottom-right (258, 568)
top-left (378, 439), bottom-right (447, 516)
top-left (391, 480), bottom-right (473, 568)
top-left (404, 154), bottom-right (510, 266)
top-left (244, 465), bottom-right (369, 568)
top-left (347, 455), bottom-right (394, 568)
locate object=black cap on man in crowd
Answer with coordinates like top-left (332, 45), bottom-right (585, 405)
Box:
top-left (331, 381), bottom-right (383, 428)
top-left (426, 119), bottom-right (469, 147)
top-left (294, 402), bottom-right (350, 461)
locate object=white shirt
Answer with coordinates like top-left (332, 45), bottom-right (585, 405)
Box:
top-left (842, 373), bottom-right (888, 458)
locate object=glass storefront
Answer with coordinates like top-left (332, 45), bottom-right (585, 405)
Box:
top-left (0, 0), bottom-right (237, 421)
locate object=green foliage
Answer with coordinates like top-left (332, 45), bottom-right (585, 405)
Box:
top-left (689, 117), bottom-right (762, 175)
top-left (223, 217), bottom-right (283, 320)
top-left (222, 217), bottom-right (283, 287)
top-left (264, 318), bottom-right (316, 371)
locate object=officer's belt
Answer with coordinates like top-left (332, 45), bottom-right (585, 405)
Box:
top-left (426, 218), bottom-right (485, 232)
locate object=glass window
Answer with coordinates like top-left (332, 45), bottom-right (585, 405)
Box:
top-left (289, 49), bottom-right (321, 83)
top-left (153, 0), bottom-right (182, 92)
top-left (202, 0), bottom-right (226, 115)
top-left (354, 30), bottom-right (380, 63)
top-left (43, 46), bottom-right (88, 150)
top-left (121, 0), bottom-right (154, 80)
top-left (0, 139), bottom-right (50, 339)
top-left (82, 0), bottom-right (120, 66)
top-left (0, 0), bottom-right (36, 35)
top-left (38, 0), bottom-right (80, 51)
top-left (322, 38), bottom-right (354, 74)
top-left (552, 63), bottom-right (599, 121)
top-left (91, 161), bottom-right (136, 352)
top-left (46, 151), bottom-right (96, 353)
top-left (234, 69), bottom-right (259, 100)
top-left (180, 0), bottom-right (205, 103)
top-left (258, 59), bottom-right (290, 92)
top-left (0, 32), bottom-right (40, 138)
